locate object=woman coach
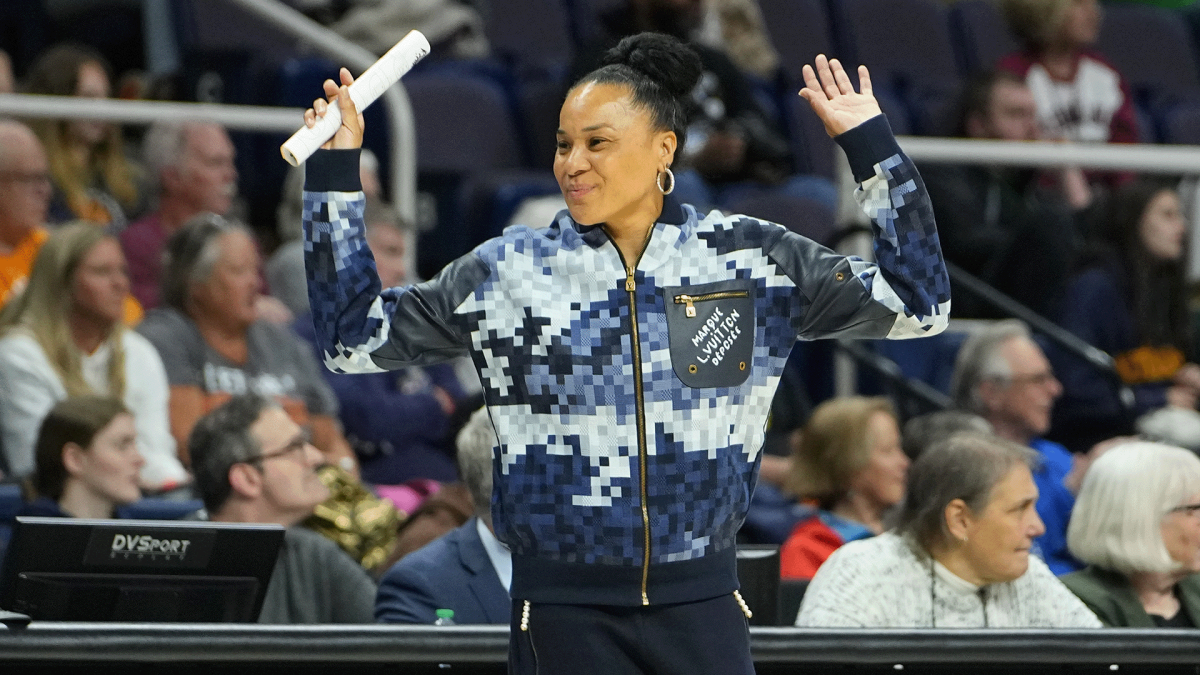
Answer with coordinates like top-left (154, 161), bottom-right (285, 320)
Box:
top-left (299, 32), bottom-right (950, 674)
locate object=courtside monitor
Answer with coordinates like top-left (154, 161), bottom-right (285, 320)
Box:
top-left (0, 517), bottom-right (285, 622)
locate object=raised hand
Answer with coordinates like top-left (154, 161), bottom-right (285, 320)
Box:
top-left (304, 67), bottom-right (365, 150)
top-left (800, 54), bottom-right (883, 138)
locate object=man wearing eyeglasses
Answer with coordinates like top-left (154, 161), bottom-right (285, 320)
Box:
top-left (951, 319), bottom-right (1116, 577)
top-left (188, 392), bottom-right (376, 623)
top-left (0, 119), bottom-right (51, 310)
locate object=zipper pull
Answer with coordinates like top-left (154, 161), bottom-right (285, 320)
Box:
top-left (625, 266), bottom-right (636, 292)
top-left (674, 294), bottom-right (696, 318)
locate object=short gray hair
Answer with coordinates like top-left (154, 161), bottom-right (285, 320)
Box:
top-left (1068, 441), bottom-right (1200, 574)
top-left (901, 410), bottom-right (993, 459)
top-left (896, 431), bottom-right (1038, 552)
top-left (141, 120), bottom-right (214, 203)
top-left (188, 393), bottom-right (274, 514)
top-left (455, 406), bottom-right (497, 521)
top-left (950, 320), bottom-right (1031, 414)
top-left (161, 212), bottom-right (253, 312)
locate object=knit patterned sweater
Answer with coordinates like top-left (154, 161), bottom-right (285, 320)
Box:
top-left (796, 532), bottom-right (1103, 628)
top-left (301, 115), bottom-right (951, 606)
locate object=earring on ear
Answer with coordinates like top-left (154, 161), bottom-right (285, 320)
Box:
top-left (657, 167), bottom-right (675, 195)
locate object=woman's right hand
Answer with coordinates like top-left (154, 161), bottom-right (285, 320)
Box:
top-left (304, 66), bottom-right (365, 150)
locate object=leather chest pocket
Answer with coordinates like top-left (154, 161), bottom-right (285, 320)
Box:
top-left (664, 280), bottom-right (755, 388)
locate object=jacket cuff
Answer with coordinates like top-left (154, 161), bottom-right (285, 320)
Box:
top-left (304, 148), bottom-right (363, 192)
top-left (834, 114), bottom-right (902, 183)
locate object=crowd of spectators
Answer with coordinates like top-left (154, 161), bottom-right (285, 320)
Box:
top-left (1, 0), bottom-right (1200, 640)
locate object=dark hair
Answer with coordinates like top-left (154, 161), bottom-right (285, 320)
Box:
top-left (952, 70), bottom-right (1028, 139)
top-left (571, 32), bottom-right (702, 150)
top-left (188, 393), bottom-right (273, 514)
top-left (896, 431), bottom-right (1037, 552)
top-left (1099, 176), bottom-right (1190, 352)
top-left (33, 395), bottom-right (130, 500)
top-left (22, 42), bottom-right (112, 97)
top-left (160, 212), bottom-right (253, 313)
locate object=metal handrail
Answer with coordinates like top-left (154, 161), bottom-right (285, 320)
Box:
top-left (897, 135), bottom-right (1200, 174)
top-left (835, 339), bottom-right (952, 413)
top-left (219, 0), bottom-right (417, 225)
top-left (0, 93), bottom-right (302, 132)
top-left (945, 260), bottom-right (1138, 416)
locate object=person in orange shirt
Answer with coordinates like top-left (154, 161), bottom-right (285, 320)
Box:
top-left (0, 119), bottom-right (52, 308)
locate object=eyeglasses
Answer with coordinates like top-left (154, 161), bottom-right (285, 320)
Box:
top-left (1004, 370), bottom-right (1057, 387)
top-left (240, 431), bottom-right (312, 467)
top-left (0, 171), bottom-right (51, 186)
top-left (1170, 503), bottom-right (1200, 516)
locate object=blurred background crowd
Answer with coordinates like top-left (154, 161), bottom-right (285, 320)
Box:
top-left (3, 0), bottom-right (1200, 631)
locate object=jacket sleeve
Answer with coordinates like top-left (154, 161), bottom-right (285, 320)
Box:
top-left (302, 149), bottom-right (490, 374)
top-left (769, 115), bottom-right (951, 340)
top-left (375, 561), bottom-right (439, 624)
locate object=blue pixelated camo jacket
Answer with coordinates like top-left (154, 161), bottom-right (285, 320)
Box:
top-left (302, 115), bottom-right (950, 606)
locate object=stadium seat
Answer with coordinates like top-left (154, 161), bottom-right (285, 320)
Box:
top-left (1095, 3), bottom-right (1200, 140)
top-left (484, 0), bottom-right (575, 80)
top-left (828, 0), bottom-right (961, 135)
top-left (948, 0), bottom-right (1020, 75)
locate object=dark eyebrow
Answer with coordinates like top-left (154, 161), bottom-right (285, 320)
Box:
top-left (557, 123), bottom-right (616, 135)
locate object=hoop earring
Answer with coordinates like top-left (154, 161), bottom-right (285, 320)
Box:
top-left (657, 167), bottom-right (675, 195)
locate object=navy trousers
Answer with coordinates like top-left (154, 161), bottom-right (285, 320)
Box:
top-left (507, 593), bottom-right (755, 675)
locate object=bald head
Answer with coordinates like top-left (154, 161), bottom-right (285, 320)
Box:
top-left (0, 120), bottom-right (51, 243)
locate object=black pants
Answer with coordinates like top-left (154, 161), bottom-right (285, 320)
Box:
top-left (508, 594), bottom-right (755, 675)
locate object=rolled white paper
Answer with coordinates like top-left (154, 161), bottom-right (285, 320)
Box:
top-left (280, 30), bottom-right (431, 166)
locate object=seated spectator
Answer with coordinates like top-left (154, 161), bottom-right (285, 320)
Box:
top-left (20, 395), bottom-right (142, 518)
top-left (779, 397), bottom-right (907, 581)
top-left (0, 119), bottom-right (51, 309)
top-left (1061, 441), bottom-right (1200, 627)
top-left (569, 0), bottom-right (834, 214)
top-left (22, 42), bottom-right (142, 228)
top-left (376, 406), bottom-right (510, 624)
top-left (950, 319), bottom-right (1091, 574)
top-left (920, 71), bottom-right (1092, 319)
top-left (0, 222), bottom-right (186, 491)
top-left (998, 0), bottom-right (1136, 190)
top-left (901, 410), bottom-right (993, 460)
top-left (796, 432), bottom-right (1101, 628)
top-left (121, 120), bottom-right (237, 309)
top-left (188, 393), bottom-right (376, 623)
top-left (1054, 178), bottom-right (1200, 450)
top-left (290, 197), bottom-right (468, 486)
top-left (135, 212), bottom-right (355, 472)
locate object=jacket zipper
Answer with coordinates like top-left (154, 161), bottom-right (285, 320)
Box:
top-left (673, 291), bottom-right (750, 318)
top-left (612, 226), bottom-right (654, 606)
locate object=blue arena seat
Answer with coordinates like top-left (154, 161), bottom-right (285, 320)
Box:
top-left (948, 0), bottom-right (1019, 75)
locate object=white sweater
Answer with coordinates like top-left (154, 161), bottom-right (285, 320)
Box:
top-left (796, 531), bottom-right (1102, 629)
top-left (0, 329), bottom-right (188, 489)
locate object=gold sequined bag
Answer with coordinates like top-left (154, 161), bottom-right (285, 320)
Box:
top-left (303, 464), bottom-right (403, 572)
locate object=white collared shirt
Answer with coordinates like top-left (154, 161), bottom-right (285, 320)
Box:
top-left (477, 517), bottom-right (512, 592)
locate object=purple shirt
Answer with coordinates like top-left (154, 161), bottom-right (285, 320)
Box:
top-left (120, 212), bottom-right (168, 310)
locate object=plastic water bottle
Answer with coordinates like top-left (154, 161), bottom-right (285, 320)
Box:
top-left (434, 608), bottom-right (456, 626)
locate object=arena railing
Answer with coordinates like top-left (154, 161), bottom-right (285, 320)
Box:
top-left (1, 624), bottom-right (1199, 673)
top-left (0, 0), bottom-right (419, 271)
top-left (830, 137), bottom-right (1200, 400)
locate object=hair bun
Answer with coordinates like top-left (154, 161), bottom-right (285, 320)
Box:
top-left (602, 32), bottom-right (702, 99)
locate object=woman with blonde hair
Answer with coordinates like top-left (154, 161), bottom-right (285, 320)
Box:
top-left (0, 222), bottom-right (185, 492)
top-left (22, 42), bottom-right (142, 228)
top-left (779, 396), bottom-right (908, 580)
top-left (1062, 441), bottom-right (1200, 627)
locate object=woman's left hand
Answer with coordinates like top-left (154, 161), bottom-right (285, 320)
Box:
top-left (800, 54), bottom-right (883, 138)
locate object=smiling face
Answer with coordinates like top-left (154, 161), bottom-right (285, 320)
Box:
top-left (958, 463), bottom-right (1045, 584)
top-left (554, 81), bottom-right (675, 230)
